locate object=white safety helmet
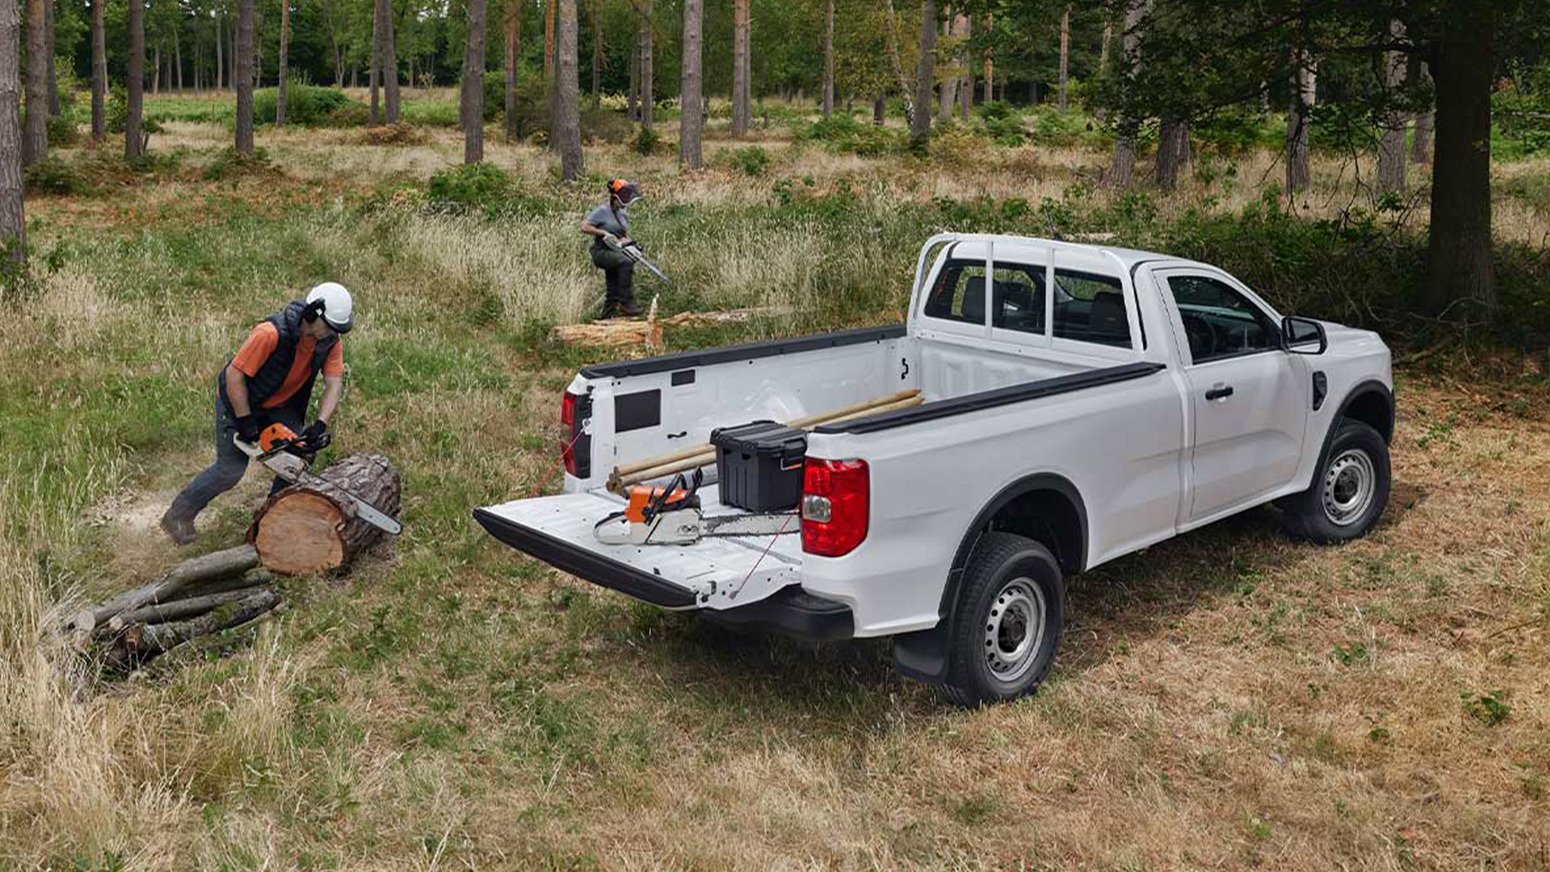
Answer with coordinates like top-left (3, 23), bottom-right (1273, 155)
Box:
top-left (305, 282), bottom-right (354, 334)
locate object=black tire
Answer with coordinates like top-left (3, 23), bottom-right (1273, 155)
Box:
top-left (939, 532), bottom-right (1065, 707)
top-left (1281, 418), bottom-right (1391, 544)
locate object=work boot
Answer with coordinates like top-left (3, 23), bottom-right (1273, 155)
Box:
top-left (159, 505), bottom-right (197, 546)
top-left (618, 300), bottom-right (644, 317)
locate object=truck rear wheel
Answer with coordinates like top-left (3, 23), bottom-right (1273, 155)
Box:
top-left (1281, 418), bottom-right (1391, 544)
top-left (940, 532), bottom-right (1064, 707)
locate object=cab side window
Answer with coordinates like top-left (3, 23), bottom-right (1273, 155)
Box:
top-left (1167, 275), bottom-right (1278, 364)
top-left (1052, 270), bottom-right (1131, 348)
top-left (923, 259), bottom-right (989, 325)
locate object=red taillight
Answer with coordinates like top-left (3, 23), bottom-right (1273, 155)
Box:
top-left (560, 391), bottom-right (579, 475)
top-left (801, 458), bottom-right (869, 557)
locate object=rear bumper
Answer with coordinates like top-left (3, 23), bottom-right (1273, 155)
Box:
top-left (474, 507), bottom-right (854, 641)
top-left (702, 587), bottom-right (855, 642)
top-left (473, 507), bottom-right (698, 608)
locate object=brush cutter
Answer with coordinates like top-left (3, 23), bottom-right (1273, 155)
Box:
top-left (235, 423), bottom-right (403, 535)
top-left (606, 236), bottom-right (671, 286)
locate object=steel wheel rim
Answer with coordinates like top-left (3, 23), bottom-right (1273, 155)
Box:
top-left (1322, 448), bottom-right (1376, 527)
top-left (983, 578), bottom-right (1045, 683)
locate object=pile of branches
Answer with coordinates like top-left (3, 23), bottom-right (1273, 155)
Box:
top-left (66, 544), bottom-right (282, 673)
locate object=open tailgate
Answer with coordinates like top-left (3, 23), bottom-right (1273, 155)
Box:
top-left (474, 490), bottom-right (803, 611)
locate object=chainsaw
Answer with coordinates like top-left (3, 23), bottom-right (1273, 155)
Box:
top-left (235, 423), bottom-right (404, 536)
top-left (593, 470), bottom-right (796, 546)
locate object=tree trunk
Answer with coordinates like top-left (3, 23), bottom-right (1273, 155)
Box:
top-left (1106, 0), bottom-right (1146, 188)
top-left (90, 0), bottom-right (105, 141)
top-left (543, 0), bottom-right (555, 79)
top-left (627, 41), bottom-right (638, 118)
top-left (678, 0), bottom-right (701, 168)
top-left (1058, 5), bottom-right (1070, 111)
top-left (1423, 0), bottom-right (1495, 319)
top-left (938, 16), bottom-right (955, 121)
top-left (822, 0), bottom-right (833, 118)
top-left (1156, 118), bottom-right (1190, 189)
top-left (174, 25), bottom-right (183, 90)
top-left (22, 0), bottom-right (45, 165)
top-left (958, 14), bottom-right (971, 119)
top-left (378, 0), bottom-right (399, 121)
top-left (461, 0), bottom-right (487, 162)
top-left (1411, 60), bottom-right (1434, 164)
top-left (250, 454), bottom-right (402, 575)
top-left (589, 0), bottom-right (601, 110)
top-left (554, 0), bottom-right (582, 179)
top-left (731, 0), bottom-right (749, 137)
top-left (276, 0), bottom-right (291, 125)
top-left (1286, 49), bottom-right (1314, 193)
top-left (505, 0), bottom-right (519, 139)
top-left (235, 0), bottom-right (254, 154)
top-left (1376, 19), bottom-right (1407, 195)
top-left (369, 9), bottom-right (380, 124)
top-left (909, 0), bottom-right (935, 151)
top-left (0, 0), bottom-right (23, 271)
top-left (639, 0), bottom-right (652, 129)
top-left (215, 11), bottom-right (223, 89)
top-left (981, 12), bottom-right (993, 105)
top-left (44, 0), bottom-right (56, 115)
top-left (126, 0), bottom-right (144, 157)
top-left (873, 94), bottom-right (884, 125)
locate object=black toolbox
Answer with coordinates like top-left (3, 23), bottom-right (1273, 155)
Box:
top-left (710, 421), bottom-right (808, 512)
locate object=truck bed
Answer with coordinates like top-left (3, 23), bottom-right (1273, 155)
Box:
top-left (474, 486), bottom-right (804, 611)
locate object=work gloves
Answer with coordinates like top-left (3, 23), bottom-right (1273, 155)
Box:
top-left (601, 232), bottom-right (620, 249)
top-left (302, 420), bottom-right (331, 451)
top-left (234, 414), bottom-right (262, 444)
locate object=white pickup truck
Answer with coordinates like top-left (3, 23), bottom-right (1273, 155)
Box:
top-left (476, 233), bottom-right (1394, 705)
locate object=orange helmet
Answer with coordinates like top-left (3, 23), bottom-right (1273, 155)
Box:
top-left (607, 178), bottom-right (642, 206)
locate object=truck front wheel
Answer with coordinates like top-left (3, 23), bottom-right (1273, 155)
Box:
top-left (940, 532), bottom-right (1065, 707)
top-left (1281, 418), bottom-right (1391, 544)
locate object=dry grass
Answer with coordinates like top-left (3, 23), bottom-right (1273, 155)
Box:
top-left (3, 109), bottom-right (1549, 869)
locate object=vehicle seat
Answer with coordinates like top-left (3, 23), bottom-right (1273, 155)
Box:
top-left (961, 276), bottom-right (986, 323)
top-left (1089, 291), bottom-right (1128, 344)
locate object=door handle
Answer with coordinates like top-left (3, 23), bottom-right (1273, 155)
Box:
top-left (1204, 384), bottom-right (1234, 401)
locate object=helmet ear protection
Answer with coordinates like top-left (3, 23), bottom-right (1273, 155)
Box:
top-left (302, 298), bottom-right (327, 322)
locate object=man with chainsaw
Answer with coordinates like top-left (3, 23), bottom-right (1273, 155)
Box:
top-left (581, 178), bottom-right (645, 318)
top-left (160, 283), bottom-right (354, 546)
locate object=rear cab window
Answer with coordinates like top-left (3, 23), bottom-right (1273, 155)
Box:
top-left (1053, 271), bottom-right (1131, 348)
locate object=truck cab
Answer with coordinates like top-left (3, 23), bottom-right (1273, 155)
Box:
top-left (476, 233), bottom-right (1394, 705)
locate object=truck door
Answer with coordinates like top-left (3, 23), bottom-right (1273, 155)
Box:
top-left (1153, 269), bottom-right (1309, 521)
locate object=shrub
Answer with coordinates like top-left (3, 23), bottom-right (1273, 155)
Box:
top-left (47, 112), bottom-right (80, 148)
top-left (254, 84), bottom-right (359, 126)
top-left (629, 125), bottom-right (663, 155)
top-left (24, 157), bottom-right (91, 195)
top-left (359, 122), bottom-right (427, 146)
top-left (202, 147), bottom-right (277, 181)
top-left (801, 114), bottom-right (903, 157)
top-left (330, 101), bottom-right (370, 126)
top-left (721, 145), bottom-right (771, 176)
top-left (426, 162), bottom-right (514, 211)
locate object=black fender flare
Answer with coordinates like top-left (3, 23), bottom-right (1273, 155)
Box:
top-left (893, 472), bottom-right (1088, 685)
top-left (1298, 379), bottom-right (1394, 492)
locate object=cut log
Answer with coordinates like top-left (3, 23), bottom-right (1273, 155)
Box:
top-left (105, 585), bottom-right (271, 632)
top-left (549, 315), bottom-right (663, 349)
top-left (103, 589), bottom-right (283, 671)
top-left (71, 544), bottom-right (261, 633)
top-left (249, 453), bottom-right (402, 576)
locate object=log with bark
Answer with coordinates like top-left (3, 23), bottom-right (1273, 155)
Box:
top-left (249, 452), bottom-right (402, 576)
top-left (69, 453), bottom-right (402, 673)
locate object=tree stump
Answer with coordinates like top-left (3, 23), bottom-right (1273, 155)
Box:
top-left (249, 453), bottom-right (402, 575)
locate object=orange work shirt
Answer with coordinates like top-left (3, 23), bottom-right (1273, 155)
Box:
top-left (230, 322), bottom-right (345, 410)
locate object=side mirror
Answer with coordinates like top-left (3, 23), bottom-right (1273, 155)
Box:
top-left (1282, 316), bottom-right (1327, 355)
